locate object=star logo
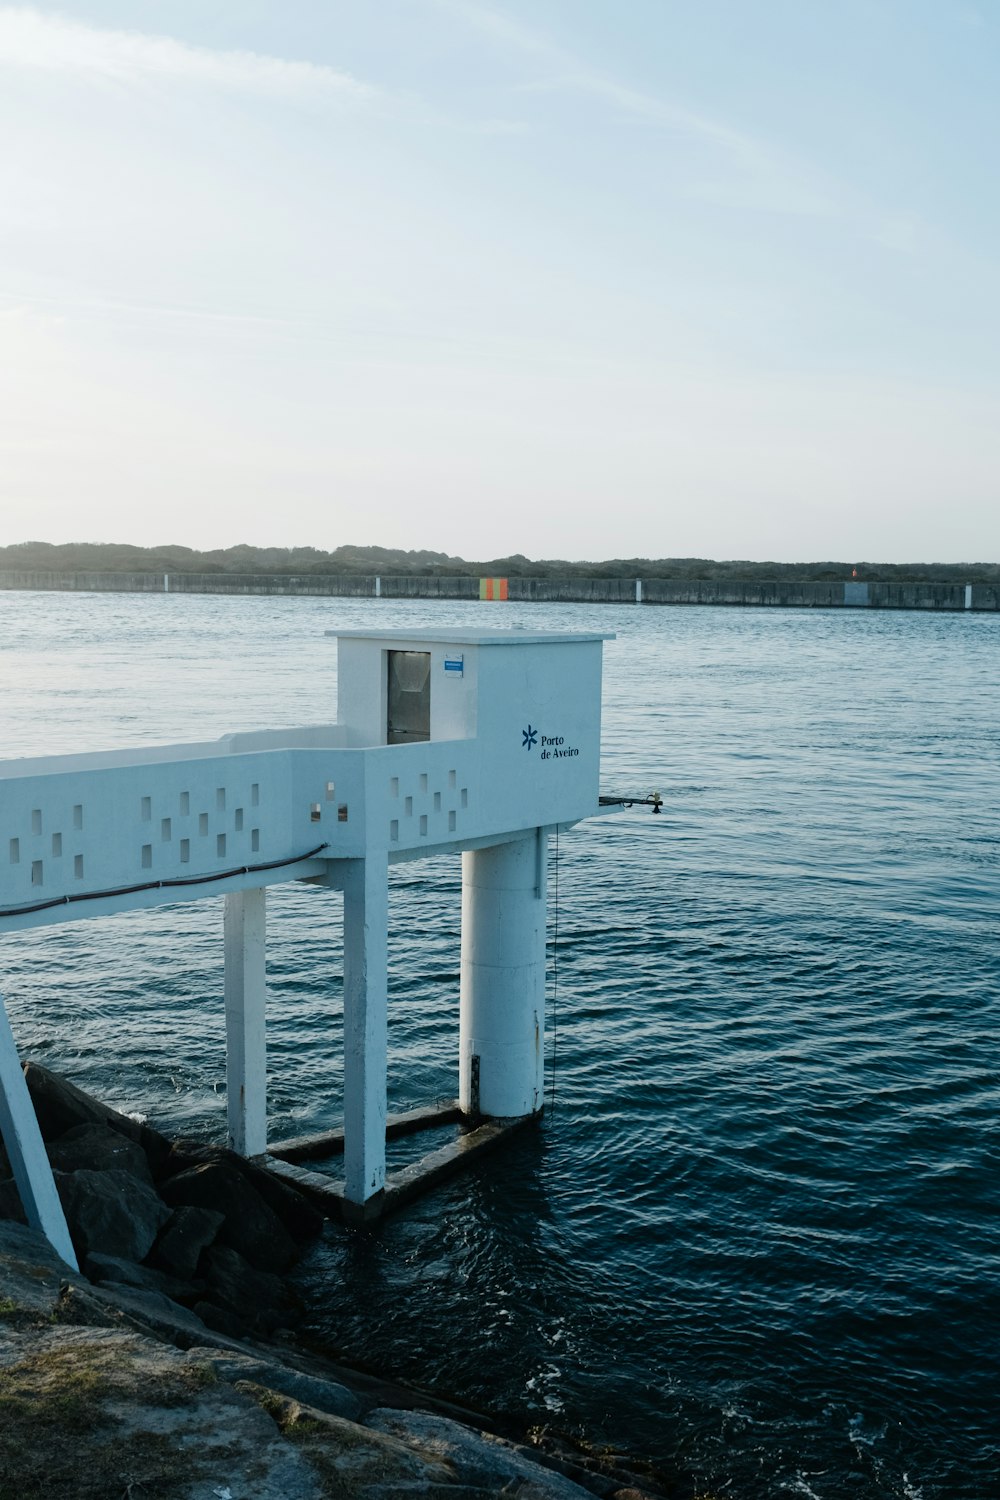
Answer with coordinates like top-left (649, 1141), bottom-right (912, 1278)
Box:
top-left (522, 724), bottom-right (538, 750)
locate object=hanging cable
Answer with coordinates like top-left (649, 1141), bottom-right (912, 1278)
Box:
top-left (548, 825), bottom-right (560, 1111)
top-left (0, 842), bottom-right (330, 921)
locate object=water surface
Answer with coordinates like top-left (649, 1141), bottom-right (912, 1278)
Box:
top-left (1, 590), bottom-right (997, 1498)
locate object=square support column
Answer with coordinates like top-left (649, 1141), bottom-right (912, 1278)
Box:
top-left (0, 996), bottom-right (78, 1270)
top-left (342, 854), bottom-right (388, 1209)
top-left (224, 887), bottom-right (268, 1157)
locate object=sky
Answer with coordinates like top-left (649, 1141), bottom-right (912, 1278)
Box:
top-left (1, 1), bottom-right (998, 562)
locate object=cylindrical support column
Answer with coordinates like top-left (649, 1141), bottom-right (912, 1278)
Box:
top-left (460, 831), bottom-right (547, 1119)
top-left (224, 886), bottom-right (268, 1157)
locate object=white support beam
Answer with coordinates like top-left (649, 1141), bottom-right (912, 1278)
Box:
top-left (342, 855), bottom-right (388, 1206)
top-left (224, 887), bottom-right (268, 1157)
top-left (0, 996), bottom-right (78, 1270)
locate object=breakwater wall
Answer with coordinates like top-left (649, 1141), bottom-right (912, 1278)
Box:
top-left (0, 571), bottom-right (998, 610)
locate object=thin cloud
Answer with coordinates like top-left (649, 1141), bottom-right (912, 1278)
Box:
top-left (432, 0), bottom-right (839, 216)
top-left (433, 0), bottom-right (760, 152)
top-left (0, 6), bottom-right (376, 104)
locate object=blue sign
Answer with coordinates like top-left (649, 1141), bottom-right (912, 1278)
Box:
top-left (444, 657), bottom-right (464, 675)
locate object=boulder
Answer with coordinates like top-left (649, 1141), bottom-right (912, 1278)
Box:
top-left (22, 1061), bottom-right (173, 1173)
top-left (161, 1138), bottom-right (324, 1242)
top-left (55, 1167), bottom-right (171, 1263)
top-left (367, 1409), bottom-right (601, 1499)
top-left (47, 1122), bottom-right (155, 1186)
top-left (201, 1244), bottom-right (303, 1335)
top-left (0, 1219), bottom-right (87, 1316)
top-left (193, 1348), bottom-right (362, 1421)
top-left (159, 1161), bottom-right (298, 1272)
top-left (83, 1252), bottom-right (200, 1304)
top-left (82, 1282), bottom-right (214, 1345)
top-left (149, 1204), bottom-right (225, 1280)
top-left (0, 1176), bottom-right (26, 1223)
top-left (194, 1297), bottom-right (250, 1340)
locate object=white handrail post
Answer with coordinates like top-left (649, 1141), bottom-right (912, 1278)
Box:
top-left (0, 996), bottom-right (78, 1270)
top-left (224, 887), bottom-right (268, 1156)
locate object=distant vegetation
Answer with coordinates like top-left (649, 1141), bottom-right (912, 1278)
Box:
top-left (0, 541), bottom-right (997, 583)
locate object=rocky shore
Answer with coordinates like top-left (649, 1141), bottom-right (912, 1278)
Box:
top-left (0, 1065), bottom-right (678, 1499)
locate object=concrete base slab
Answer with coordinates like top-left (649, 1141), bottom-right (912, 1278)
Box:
top-left (255, 1112), bottom-right (535, 1225)
top-left (268, 1100), bottom-right (463, 1164)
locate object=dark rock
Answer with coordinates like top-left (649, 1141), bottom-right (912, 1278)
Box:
top-left (55, 1167), bottom-right (171, 1263)
top-left (160, 1161), bottom-right (298, 1272)
top-left (367, 1410), bottom-right (600, 1499)
top-left (22, 1061), bottom-right (173, 1173)
top-left (201, 1244), bottom-right (303, 1335)
top-left (245, 1160), bottom-right (326, 1242)
top-left (162, 1138), bottom-right (324, 1242)
top-left (83, 1251), bottom-right (201, 1304)
top-left (0, 1219), bottom-right (88, 1316)
top-left (199, 1349), bottom-right (362, 1421)
top-left (0, 1176), bottom-right (26, 1223)
top-left (193, 1298), bottom-right (250, 1340)
top-left (47, 1122), bottom-right (155, 1186)
top-left (149, 1204), bottom-right (225, 1280)
top-left (51, 1280), bottom-right (130, 1328)
top-left (84, 1281), bottom-right (212, 1345)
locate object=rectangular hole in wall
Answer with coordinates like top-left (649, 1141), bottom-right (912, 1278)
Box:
top-left (9, 838), bottom-right (19, 865)
top-left (235, 808), bottom-right (244, 831)
top-left (31, 809), bottom-right (42, 835)
top-left (251, 829), bottom-right (260, 852)
top-left (161, 818), bottom-right (171, 842)
top-left (31, 859), bottom-right (43, 886)
top-left (180, 839), bottom-right (190, 864)
top-left (141, 845), bottom-right (152, 870)
top-left (419, 773), bottom-right (428, 793)
top-left (390, 819), bottom-right (399, 842)
top-left (390, 777), bottom-right (399, 798)
top-left (251, 783), bottom-right (260, 807)
top-left (448, 769), bottom-right (457, 788)
top-left (433, 791), bottom-right (441, 812)
top-left (140, 797), bottom-right (151, 821)
top-left (310, 802), bottom-right (322, 823)
top-left (461, 788), bottom-right (468, 808)
top-left (217, 834), bottom-right (226, 858)
top-left (419, 814), bottom-right (428, 836)
top-left (73, 804), bottom-right (83, 830)
top-left (326, 781), bottom-right (336, 801)
top-left (404, 796), bottom-right (413, 817)
top-left (180, 791), bottom-right (190, 816)
top-left (199, 813), bottom-right (209, 836)
top-left (51, 833), bottom-right (62, 857)
top-left (448, 810), bottom-right (457, 832)
top-left (74, 854), bottom-right (84, 879)
top-left (338, 805), bottom-right (349, 823)
top-left (216, 788), bottom-right (226, 811)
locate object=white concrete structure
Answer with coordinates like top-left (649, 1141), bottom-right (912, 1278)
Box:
top-left (0, 629), bottom-right (611, 1252)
